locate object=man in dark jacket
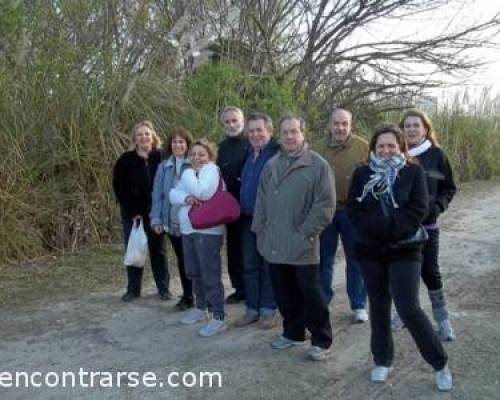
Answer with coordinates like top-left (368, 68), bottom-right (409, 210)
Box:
top-left (217, 106), bottom-right (249, 303)
top-left (234, 112), bottom-right (280, 329)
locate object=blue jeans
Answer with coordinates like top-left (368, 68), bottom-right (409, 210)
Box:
top-left (319, 209), bottom-right (367, 309)
top-left (241, 216), bottom-right (276, 316)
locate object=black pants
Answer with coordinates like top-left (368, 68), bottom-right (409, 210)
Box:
top-left (421, 228), bottom-right (442, 291)
top-left (226, 219), bottom-right (245, 296)
top-left (167, 234), bottom-right (192, 299)
top-left (359, 256), bottom-right (447, 370)
top-left (122, 213), bottom-right (168, 296)
top-left (269, 263), bottom-right (332, 349)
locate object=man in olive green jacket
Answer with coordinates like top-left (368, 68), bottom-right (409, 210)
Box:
top-left (316, 108), bottom-right (369, 323)
top-left (252, 115), bottom-right (336, 361)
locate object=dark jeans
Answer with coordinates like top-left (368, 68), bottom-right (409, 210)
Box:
top-left (319, 210), bottom-right (367, 309)
top-left (421, 228), bottom-right (442, 291)
top-left (226, 219), bottom-right (245, 296)
top-left (183, 233), bottom-right (225, 319)
top-left (359, 256), bottom-right (448, 370)
top-left (121, 211), bottom-right (168, 296)
top-left (241, 216), bottom-right (276, 314)
top-left (167, 234), bottom-right (193, 300)
top-left (269, 263), bottom-right (333, 349)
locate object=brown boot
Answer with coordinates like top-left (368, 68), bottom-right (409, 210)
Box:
top-left (234, 313), bottom-right (259, 327)
top-left (259, 314), bottom-right (277, 329)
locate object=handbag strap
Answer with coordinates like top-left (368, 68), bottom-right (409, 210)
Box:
top-left (217, 168), bottom-right (224, 192)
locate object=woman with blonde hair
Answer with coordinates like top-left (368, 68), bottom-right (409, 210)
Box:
top-left (169, 138), bottom-right (227, 337)
top-left (390, 110), bottom-right (457, 341)
top-left (112, 120), bottom-right (170, 302)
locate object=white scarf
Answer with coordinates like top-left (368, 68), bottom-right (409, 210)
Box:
top-left (408, 139), bottom-right (432, 157)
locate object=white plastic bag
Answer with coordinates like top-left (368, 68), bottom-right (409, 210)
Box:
top-left (124, 220), bottom-right (148, 268)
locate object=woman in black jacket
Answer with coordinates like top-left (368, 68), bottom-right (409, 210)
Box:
top-left (112, 120), bottom-right (170, 302)
top-left (347, 124), bottom-right (452, 391)
top-left (389, 110), bottom-right (456, 340)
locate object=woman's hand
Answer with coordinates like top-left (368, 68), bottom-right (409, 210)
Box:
top-left (185, 195), bottom-right (201, 206)
top-left (152, 225), bottom-right (163, 235)
top-left (132, 215), bottom-right (142, 224)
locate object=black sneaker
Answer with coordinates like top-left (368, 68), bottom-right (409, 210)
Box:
top-left (159, 291), bottom-right (173, 301)
top-left (121, 292), bottom-right (140, 302)
top-left (225, 292), bottom-right (245, 304)
top-left (174, 296), bottom-right (194, 311)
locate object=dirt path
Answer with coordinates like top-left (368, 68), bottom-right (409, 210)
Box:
top-left (1, 181), bottom-right (499, 400)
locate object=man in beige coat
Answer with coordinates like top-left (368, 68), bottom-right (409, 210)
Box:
top-left (252, 115), bottom-right (336, 361)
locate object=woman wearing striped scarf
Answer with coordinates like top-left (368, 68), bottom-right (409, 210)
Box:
top-left (347, 124), bottom-right (452, 392)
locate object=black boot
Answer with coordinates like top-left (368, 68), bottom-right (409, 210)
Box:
top-left (174, 296), bottom-right (194, 311)
top-left (123, 266), bottom-right (143, 301)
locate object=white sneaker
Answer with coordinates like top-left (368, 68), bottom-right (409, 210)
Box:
top-left (180, 308), bottom-right (207, 325)
top-left (435, 365), bottom-right (452, 392)
top-left (198, 318), bottom-right (227, 337)
top-left (271, 335), bottom-right (307, 350)
top-left (371, 366), bottom-right (392, 383)
top-left (353, 309), bottom-right (369, 323)
top-left (307, 345), bottom-right (332, 361)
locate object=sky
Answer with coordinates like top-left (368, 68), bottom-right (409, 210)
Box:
top-left (355, 0), bottom-right (500, 102)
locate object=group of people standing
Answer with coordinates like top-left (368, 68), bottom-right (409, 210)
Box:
top-left (112, 106), bottom-right (456, 392)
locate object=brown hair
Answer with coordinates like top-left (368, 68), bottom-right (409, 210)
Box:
top-left (399, 109), bottom-right (439, 146)
top-left (129, 120), bottom-right (162, 150)
top-left (163, 127), bottom-right (194, 157)
top-left (369, 123), bottom-right (409, 160)
top-left (190, 138), bottom-right (218, 161)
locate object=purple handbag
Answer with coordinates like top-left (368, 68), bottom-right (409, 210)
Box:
top-left (188, 172), bottom-right (240, 229)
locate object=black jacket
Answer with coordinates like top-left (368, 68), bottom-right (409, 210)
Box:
top-left (347, 163), bottom-right (429, 259)
top-left (217, 135), bottom-right (249, 200)
top-left (414, 146), bottom-right (456, 224)
top-left (112, 150), bottom-right (162, 219)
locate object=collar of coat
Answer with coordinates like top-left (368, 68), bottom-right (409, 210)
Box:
top-left (270, 143), bottom-right (314, 185)
top-left (327, 132), bottom-right (353, 150)
top-left (165, 155), bottom-right (191, 168)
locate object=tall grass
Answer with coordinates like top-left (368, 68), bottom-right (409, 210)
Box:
top-left (0, 68), bottom-right (195, 263)
top-left (432, 91), bottom-right (500, 181)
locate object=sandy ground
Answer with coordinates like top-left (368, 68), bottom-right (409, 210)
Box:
top-left (1, 181), bottom-right (499, 400)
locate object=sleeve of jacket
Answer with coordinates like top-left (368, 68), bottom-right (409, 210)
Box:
top-left (251, 166), bottom-right (270, 234)
top-left (435, 151), bottom-right (456, 216)
top-left (112, 154), bottom-right (134, 216)
top-left (388, 165), bottom-right (429, 241)
top-left (179, 164), bottom-right (219, 201)
top-left (150, 162), bottom-right (165, 226)
top-left (298, 159), bottom-right (336, 238)
top-left (347, 166), bottom-right (391, 239)
top-left (169, 180), bottom-right (189, 205)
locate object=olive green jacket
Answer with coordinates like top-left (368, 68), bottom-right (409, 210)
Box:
top-left (316, 134), bottom-right (368, 209)
top-left (251, 146), bottom-right (336, 265)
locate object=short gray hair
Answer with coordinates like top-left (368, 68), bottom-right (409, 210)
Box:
top-left (279, 114), bottom-right (306, 132)
top-left (220, 106), bottom-right (244, 123)
top-left (330, 107), bottom-right (352, 123)
top-left (246, 112), bottom-right (273, 131)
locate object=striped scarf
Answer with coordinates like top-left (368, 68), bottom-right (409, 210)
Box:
top-left (356, 152), bottom-right (406, 208)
